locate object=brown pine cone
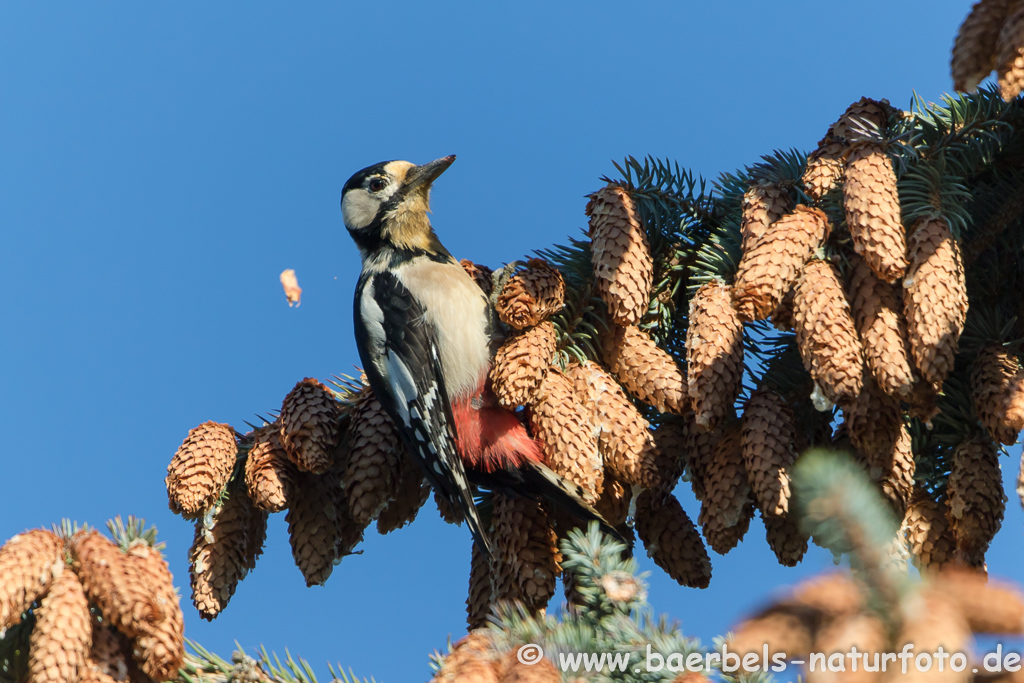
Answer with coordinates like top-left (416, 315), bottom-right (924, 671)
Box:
top-left (903, 487), bottom-right (956, 572)
top-left (343, 387), bottom-right (403, 525)
top-left (893, 589), bottom-right (971, 683)
top-left (166, 421), bottom-right (237, 518)
top-left (27, 570), bottom-right (91, 683)
top-left (601, 325), bottom-right (687, 414)
top-left (635, 490), bottom-right (711, 588)
top-left (495, 259), bottom-right (565, 330)
top-left (72, 531), bottom-right (161, 636)
top-left (686, 281), bottom-right (745, 430)
top-left (376, 455), bottom-right (431, 534)
top-left (466, 541), bottom-right (491, 630)
top-left (245, 423), bottom-right (298, 512)
top-left (586, 185), bottom-right (653, 325)
top-left (490, 494), bottom-right (559, 613)
top-left (188, 490), bottom-right (262, 620)
top-left (125, 544), bottom-right (184, 682)
top-left (490, 321), bottom-right (558, 409)
top-left (733, 205), bottom-right (830, 322)
top-left (842, 377), bottom-right (903, 477)
top-left (972, 344), bottom-right (1024, 445)
top-left (847, 254), bottom-right (914, 398)
top-left (843, 144), bottom-right (907, 283)
top-left (83, 624), bottom-right (129, 683)
top-left (740, 183), bottom-right (791, 252)
top-left (741, 389), bottom-right (798, 517)
top-left (286, 470), bottom-right (363, 588)
top-left (594, 476), bottom-right (632, 527)
top-left (997, 1), bottom-right (1024, 100)
top-left (947, 437), bottom-right (1006, 567)
top-left (831, 97), bottom-right (893, 143)
top-left (904, 218), bottom-right (968, 389)
top-left (0, 529), bottom-right (65, 630)
top-left (528, 370), bottom-right (603, 501)
top-left (933, 568), bottom-right (1024, 634)
top-left (435, 490), bottom-right (465, 525)
top-left (763, 514), bottom-right (808, 567)
top-left (794, 260), bottom-right (865, 405)
top-left (650, 417), bottom-right (689, 496)
top-left (566, 361), bottom-right (658, 488)
top-left (953, 0), bottom-right (1015, 91)
top-left (698, 423), bottom-right (755, 554)
top-left (802, 135), bottom-right (846, 201)
top-left (495, 651), bottom-right (561, 683)
top-left (683, 414), bottom-right (721, 502)
top-left (808, 614), bottom-right (886, 683)
top-left (431, 632), bottom-right (499, 683)
top-left (879, 423), bottom-right (915, 521)
top-left (461, 259), bottom-right (494, 296)
top-left (279, 378), bottom-right (343, 474)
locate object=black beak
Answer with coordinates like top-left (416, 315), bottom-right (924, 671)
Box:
top-left (406, 155), bottom-right (456, 190)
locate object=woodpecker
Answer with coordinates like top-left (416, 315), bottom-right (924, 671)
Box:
top-left (341, 155), bottom-right (617, 551)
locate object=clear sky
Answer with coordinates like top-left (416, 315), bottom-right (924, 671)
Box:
top-left (2, 2), bottom-right (1018, 681)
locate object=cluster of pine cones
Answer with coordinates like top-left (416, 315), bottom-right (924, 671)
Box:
top-left (952, 0), bottom-right (1024, 100)
top-left (0, 523), bottom-right (184, 683)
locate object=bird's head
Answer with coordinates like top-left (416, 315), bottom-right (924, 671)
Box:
top-left (341, 155), bottom-right (456, 256)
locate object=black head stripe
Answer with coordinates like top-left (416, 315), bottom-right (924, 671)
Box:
top-left (342, 160), bottom-right (398, 195)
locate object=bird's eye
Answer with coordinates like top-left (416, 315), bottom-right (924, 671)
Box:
top-left (369, 177), bottom-right (387, 192)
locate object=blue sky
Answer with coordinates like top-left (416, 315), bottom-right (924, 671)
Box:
top-left (1, 1), bottom-right (1018, 681)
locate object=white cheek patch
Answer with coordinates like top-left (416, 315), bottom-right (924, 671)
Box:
top-left (342, 189), bottom-right (381, 230)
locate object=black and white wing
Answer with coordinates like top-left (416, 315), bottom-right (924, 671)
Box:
top-left (353, 270), bottom-right (490, 552)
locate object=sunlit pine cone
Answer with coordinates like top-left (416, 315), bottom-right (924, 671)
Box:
top-left (166, 421), bottom-right (237, 518)
top-left (893, 589), bottom-right (971, 683)
top-left (740, 183), bottom-right (791, 252)
top-left (494, 259), bottom-right (565, 330)
top-left (953, 0), bottom-right (1015, 91)
top-left (244, 423), bottom-right (298, 512)
top-left (566, 361), bottom-right (658, 488)
top-left (847, 254), bottom-right (914, 398)
top-left (460, 259), bottom-right (494, 296)
top-left (732, 205), bottom-right (830, 322)
top-left (430, 632), bottom-right (499, 683)
top-left (971, 344), bottom-right (1024, 445)
top-left (686, 281), bottom-right (744, 431)
top-left (279, 378), bottom-right (343, 474)
top-left (741, 389), bottom-right (798, 517)
top-left (802, 135), bottom-right (846, 201)
top-left (997, 2), bottom-right (1024, 100)
top-left (841, 377), bottom-right (902, 477)
top-left (466, 541), bottom-right (491, 630)
top-left (794, 260), bottom-right (865, 404)
top-left (932, 568), bottom-right (1024, 634)
top-left (879, 423), bottom-right (915, 521)
top-left (698, 423), bottom-right (755, 554)
top-left (376, 455), bottom-right (430, 534)
top-left (343, 387), bottom-right (403, 525)
top-left (947, 437), bottom-right (1006, 567)
top-left (635, 490), bottom-right (711, 589)
top-left (904, 218), bottom-right (968, 389)
top-left (903, 487), bottom-right (957, 572)
top-left (843, 144), bottom-right (907, 283)
top-left (490, 494), bottom-right (559, 613)
top-left (830, 97), bottom-right (893, 144)
top-left (763, 514), bottom-right (808, 567)
top-left (683, 414), bottom-right (721, 502)
top-left (125, 544), bottom-right (184, 682)
top-left (528, 370), bottom-right (603, 502)
top-left (586, 185), bottom-right (653, 325)
top-left (72, 531), bottom-right (161, 636)
top-left (490, 321), bottom-right (558, 409)
top-left (27, 569), bottom-right (90, 683)
top-left (601, 325), bottom-right (687, 414)
top-left (594, 476), bottom-right (632, 527)
top-left (0, 529), bottom-right (65, 631)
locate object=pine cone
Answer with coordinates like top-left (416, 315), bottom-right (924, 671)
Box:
top-left (953, 0), bottom-right (1015, 91)
top-left (947, 437), bottom-right (1006, 567)
top-left (651, 417), bottom-right (689, 496)
top-left (594, 476), bottom-right (632, 527)
top-left (528, 370), bottom-right (603, 501)
top-left (847, 254), bottom-right (914, 398)
top-left (733, 205), bottom-right (830, 321)
top-left (683, 414), bottom-right (721, 502)
top-left (903, 487), bottom-right (956, 571)
top-left (933, 568), bottom-right (1024, 634)
top-left (431, 632), bottom-right (499, 683)
top-left (893, 589), bottom-right (971, 683)
top-left (494, 259), bottom-right (565, 330)
top-left (686, 281), bottom-right (745, 430)
top-left (802, 135), bottom-right (846, 201)
top-left (566, 361), bottom-right (658, 488)
top-left (461, 259), bottom-right (494, 296)
top-left (794, 260), bottom-right (865, 404)
top-left (0, 529), bottom-right (65, 630)
top-left (763, 514), bottom-right (808, 567)
top-left (880, 423), bottom-right (915, 521)
top-left (286, 470), bottom-right (361, 588)
top-left (740, 183), bottom-right (791, 252)
top-left (28, 570), bottom-right (90, 683)
top-left (586, 185), bottom-right (653, 325)
top-left (699, 423), bottom-right (755, 554)
top-left (971, 344), bottom-right (1024, 445)
top-left (808, 614), bottom-right (886, 683)
top-left (490, 494), bottom-right (559, 612)
top-left (188, 490), bottom-right (262, 620)
top-left (125, 544), bottom-right (184, 682)
top-left (997, 1), bottom-right (1024, 100)
top-left (601, 325), bottom-right (687, 414)
top-left (904, 218), bottom-right (968, 388)
top-left (842, 377), bottom-right (902, 477)
top-left (244, 424), bottom-right (298, 512)
top-left (843, 144), bottom-right (907, 283)
top-left (279, 378), bottom-right (343, 474)
top-left (343, 387), bottom-right (403, 525)
top-left (495, 651), bottom-right (561, 683)
top-left (376, 456), bottom-right (430, 534)
top-left (166, 421), bottom-right (237, 517)
top-left (831, 97), bottom-right (893, 143)
top-left (490, 321), bottom-right (558, 409)
top-left (84, 624), bottom-right (129, 683)
top-left (72, 531), bottom-right (161, 636)
top-left (435, 490), bottom-right (465, 525)
top-left (466, 542), bottom-right (491, 630)
top-left (635, 490), bottom-right (711, 588)
top-left (741, 389), bottom-right (797, 517)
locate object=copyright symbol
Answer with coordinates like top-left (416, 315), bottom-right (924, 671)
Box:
top-left (517, 643), bottom-right (543, 665)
